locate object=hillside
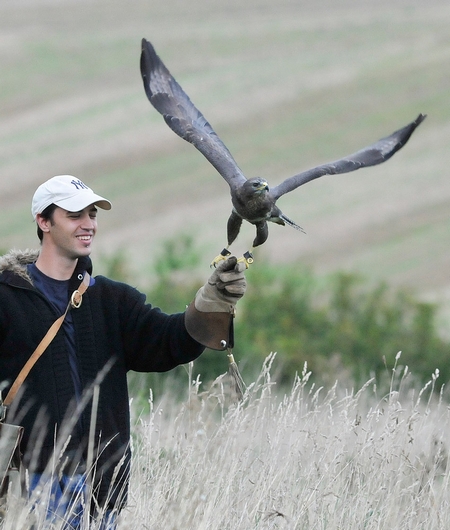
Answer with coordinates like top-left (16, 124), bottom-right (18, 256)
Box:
top-left (1, 0), bottom-right (449, 320)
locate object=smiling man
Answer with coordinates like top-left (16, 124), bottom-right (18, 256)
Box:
top-left (33, 177), bottom-right (110, 279)
top-left (0, 175), bottom-right (246, 528)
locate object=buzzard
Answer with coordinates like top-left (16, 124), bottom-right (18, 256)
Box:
top-left (140, 38), bottom-right (426, 266)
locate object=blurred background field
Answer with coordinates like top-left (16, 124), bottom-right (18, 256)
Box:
top-left (1, 0), bottom-right (449, 344)
top-left (2, 3), bottom-right (450, 526)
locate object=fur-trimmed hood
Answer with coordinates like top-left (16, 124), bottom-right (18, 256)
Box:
top-left (0, 249), bottom-right (39, 283)
top-left (0, 250), bottom-right (93, 288)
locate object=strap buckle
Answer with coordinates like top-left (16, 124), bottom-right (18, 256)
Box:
top-left (70, 290), bottom-right (82, 308)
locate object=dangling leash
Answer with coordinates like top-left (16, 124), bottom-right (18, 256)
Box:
top-left (0, 272), bottom-right (91, 504)
top-left (223, 307), bottom-right (246, 400)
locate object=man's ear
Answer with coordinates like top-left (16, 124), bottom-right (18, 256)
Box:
top-left (36, 214), bottom-right (51, 233)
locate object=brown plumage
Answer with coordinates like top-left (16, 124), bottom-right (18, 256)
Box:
top-left (140, 38), bottom-right (426, 263)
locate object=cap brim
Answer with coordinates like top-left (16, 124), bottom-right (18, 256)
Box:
top-left (54, 193), bottom-right (112, 212)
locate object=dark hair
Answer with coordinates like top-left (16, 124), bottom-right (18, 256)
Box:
top-left (36, 203), bottom-right (58, 242)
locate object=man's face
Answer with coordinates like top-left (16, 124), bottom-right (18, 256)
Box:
top-left (38, 205), bottom-right (98, 260)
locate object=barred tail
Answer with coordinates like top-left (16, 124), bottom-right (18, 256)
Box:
top-left (280, 213), bottom-right (306, 234)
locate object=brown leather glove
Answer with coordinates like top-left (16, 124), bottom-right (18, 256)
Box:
top-left (184, 256), bottom-right (247, 350)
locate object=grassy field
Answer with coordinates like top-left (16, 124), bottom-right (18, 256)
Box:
top-left (125, 361), bottom-right (450, 529)
top-left (1, 0), bottom-right (449, 311)
top-left (4, 357), bottom-right (450, 529)
top-left (2, 3), bottom-right (450, 527)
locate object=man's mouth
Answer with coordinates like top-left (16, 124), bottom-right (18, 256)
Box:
top-left (76, 235), bottom-right (92, 241)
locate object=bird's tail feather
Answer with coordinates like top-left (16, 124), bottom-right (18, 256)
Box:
top-left (280, 214), bottom-right (306, 234)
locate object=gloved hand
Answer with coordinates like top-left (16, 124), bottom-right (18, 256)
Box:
top-left (184, 256), bottom-right (247, 350)
top-left (195, 256), bottom-right (247, 312)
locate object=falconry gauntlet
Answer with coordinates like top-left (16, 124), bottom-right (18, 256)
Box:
top-left (185, 257), bottom-right (246, 350)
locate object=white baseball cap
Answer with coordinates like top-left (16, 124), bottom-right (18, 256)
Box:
top-left (32, 175), bottom-right (112, 219)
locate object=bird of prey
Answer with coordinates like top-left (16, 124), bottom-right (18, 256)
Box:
top-left (140, 38), bottom-right (426, 267)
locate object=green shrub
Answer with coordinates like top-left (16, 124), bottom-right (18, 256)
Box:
top-left (102, 237), bottom-right (450, 397)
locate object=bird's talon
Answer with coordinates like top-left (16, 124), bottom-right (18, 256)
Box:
top-left (237, 251), bottom-right (254, 269)
top-left (210, 248), bottom-right (232, 268)
top-left (210, 256), bottom-right (224, 268)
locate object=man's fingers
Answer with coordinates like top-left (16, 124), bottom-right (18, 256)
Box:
top-left (218, 270), bottom-right (245, 283)
top-left (219, 257), bottom-right (247, 281)
top-left (221, 281), bottom-right (246, 297)
top-left (234, 261), bottom-right (247, 273)
top-left (216, 255), bottom-right (238, 272)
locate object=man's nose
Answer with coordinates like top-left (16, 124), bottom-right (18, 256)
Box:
top-left (81, 214), bottom-right (96, 229)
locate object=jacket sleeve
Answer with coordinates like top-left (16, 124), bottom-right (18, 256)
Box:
top-left (115, 284), bottom-right (205, 373)
top-left (184, 301), bottom-right (234, 351)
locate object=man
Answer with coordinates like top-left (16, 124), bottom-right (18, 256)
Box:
top-left (0, 175), bottom-right (246, 528)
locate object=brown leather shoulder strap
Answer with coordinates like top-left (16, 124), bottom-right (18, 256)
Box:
top-left (3, 272), bottom-right (91, 407)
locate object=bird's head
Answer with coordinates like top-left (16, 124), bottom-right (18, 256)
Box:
top-left (245, 177), bottom-right (269, 196)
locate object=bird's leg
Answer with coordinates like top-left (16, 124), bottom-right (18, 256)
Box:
top-left (234, 221), bottom-right (266, 267)
top-left (210, 248), bottom-right (232, 268)
top-left (211, 211), bottom-right (243, 268)
top-left (237, 250), bottom-right (254, 268)
top-left (211, 248), bottom-right (254, 269)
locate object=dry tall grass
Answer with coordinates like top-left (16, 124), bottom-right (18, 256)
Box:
top-left (124, 353), bottom-right (449, 529)
top-left (2, 353), bottom-right (449, 529)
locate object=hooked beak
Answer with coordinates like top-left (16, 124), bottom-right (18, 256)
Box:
top-left (257, 181), bottom-right (269, 191)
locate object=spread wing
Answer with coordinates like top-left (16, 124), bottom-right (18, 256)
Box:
top-left (140, 38), bottom-right (247, 191)
top-left (269, 113), bottom-right (426, 201)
